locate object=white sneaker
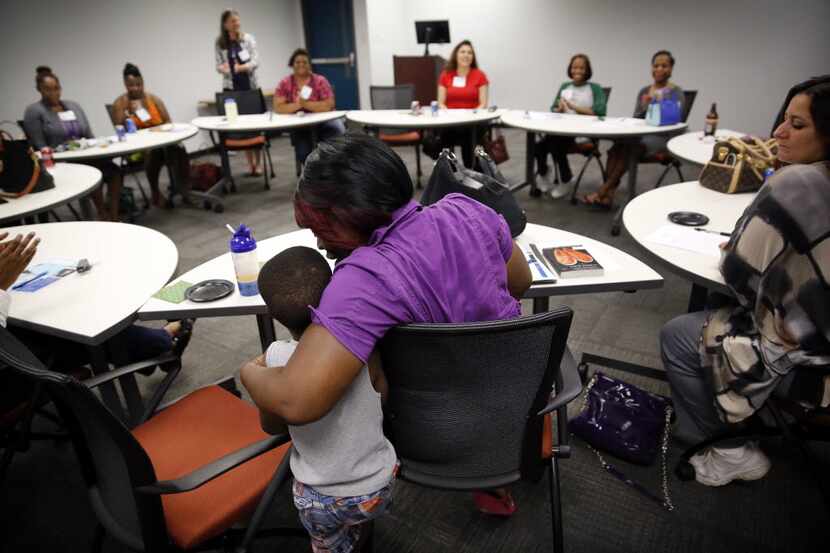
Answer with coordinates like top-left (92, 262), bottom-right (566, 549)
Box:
top-left (536, 172), bottom-right (555, 193)
top-left (550, 180), bottom-right (574, 200)
top-left (688, 441), bottom-right (771, 487)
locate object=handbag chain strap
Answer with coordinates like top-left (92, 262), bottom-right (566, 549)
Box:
top-left (577, 374), bottom-right (676, 512)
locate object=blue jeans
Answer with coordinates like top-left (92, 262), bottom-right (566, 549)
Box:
top-left (292, 118), bottom-right (347, 164)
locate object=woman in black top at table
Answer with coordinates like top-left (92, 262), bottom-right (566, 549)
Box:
top-left (22, 66), bottom-right (123, 221)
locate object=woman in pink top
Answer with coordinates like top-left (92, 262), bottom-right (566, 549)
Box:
top-left (436, 40), bottom-right (490, 167)
top-left (274, 48), bottom-right (346, 163)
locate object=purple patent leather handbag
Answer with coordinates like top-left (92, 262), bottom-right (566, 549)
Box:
top-left (571, 372), bottom-right (672, 466)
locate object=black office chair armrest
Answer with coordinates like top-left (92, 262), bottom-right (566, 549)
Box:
top-left (136, 433), bottom-right (291, 495)
top-left (537, 347), bottom-right (583, 416)
top-left (83, 352), bottom-right (179, 389)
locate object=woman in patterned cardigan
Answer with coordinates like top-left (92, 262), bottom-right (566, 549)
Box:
top-left (660, 76), bottom-right (830, 487)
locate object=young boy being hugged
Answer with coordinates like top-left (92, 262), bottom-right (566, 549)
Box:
top-left (243, 246), bottom-right (395, 553)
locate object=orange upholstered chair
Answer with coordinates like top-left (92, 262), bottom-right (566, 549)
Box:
top-left (0, 327), bottom-right (301, 553)
top-left (370, 85), bottom-right (423, 188)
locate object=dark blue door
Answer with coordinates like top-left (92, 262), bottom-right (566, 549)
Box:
top-left (302, 0), bottom-right (359, 110)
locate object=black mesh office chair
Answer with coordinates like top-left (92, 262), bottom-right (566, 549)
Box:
top-left (369, 85), bottom-right (423, 188)
top-left (214, 89), bottom-right (275, 191)
top-left (641, 89), bottom-right (698, 188)
top-left (378, 308), bottom-right (581, 553)
top-left (544, 87), bottom-right (612, 197)
top-left (0, 326), bottom-right (303, 552)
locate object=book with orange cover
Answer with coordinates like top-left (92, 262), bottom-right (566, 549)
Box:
top-left (541, 246), bottom-right (604, 278)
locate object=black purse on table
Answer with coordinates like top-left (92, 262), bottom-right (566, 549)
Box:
top-left (0, 126), bottom-right (55, 198)
top-left (422, 149), bottom-right (527, 237)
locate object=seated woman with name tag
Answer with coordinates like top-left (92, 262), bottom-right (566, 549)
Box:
top-left (111, 63), bottom-right (189, 208)
top-left (436, 40), bottom-right (490, 168)
top-left (274, 48), bottom-right (346, 165)
top-left (22, 66), bottom-right (123, 221)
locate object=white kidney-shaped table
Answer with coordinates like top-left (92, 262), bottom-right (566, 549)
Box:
top-left (623, 180), bottom-right (755, 311)
top-left (501, 110), bottom-right (687, 235)
top-left (667, 130), bottom-right (745, 166)
top-left (0, 163), bottom-right (101, 224)
top-left (6, 221), bottom-right (178, 422)
top-left (139, 222), bottom-right (662, 351)
top-left (51, 123), bottom-right (199, 209)
top-left (347, 108), bottom-right (503, 130)
top-left (191, 112), bottom-right (347, 212)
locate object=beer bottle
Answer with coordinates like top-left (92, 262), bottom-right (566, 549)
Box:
top-left (704, 102), bottom-right (719, 137)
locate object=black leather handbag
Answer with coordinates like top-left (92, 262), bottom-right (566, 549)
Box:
top-left (422, 149), bottom-right (527, 237)
top-left (0, 127), bottom-right (55, 198)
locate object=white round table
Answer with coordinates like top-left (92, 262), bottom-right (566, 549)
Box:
top-left (667, 130), bottom-right (745, 166)
top-left (346, 108), bottom-right (503, 129)
top-left (501, 110), bottom-right (688, 235)
top-left (192, 111), bottom-right (346, 132)
top-left (622, 180), bottom-right (755, 309)
top-left (52, 123), bottom-right (198, 162)
top-left (191, 112), bottom-right (347, 212)
top-left (139, 222), bottom-right (662, 350)
top-left (0, 163), bottom-right (101, 224)
top-left (7, 221), bottom-right (178, 421)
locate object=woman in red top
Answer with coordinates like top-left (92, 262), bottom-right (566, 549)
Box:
top-left (436, 40), bottom-right (489, 167)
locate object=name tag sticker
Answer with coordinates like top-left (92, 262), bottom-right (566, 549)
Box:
top-left (300, 85), bottom-right (313, 100)
top-left (452, 76), bottom-right (467, 88)
top-left (58, 110), bottom-right (77, 122)
top-left (135, 108), bottom-right (151, 122)
top-left (237, 48), bottom-right (251, 62)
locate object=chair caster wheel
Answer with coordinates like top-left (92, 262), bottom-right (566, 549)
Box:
top-left (530, 188), bottom-right (542, 198)
top-left (213, 203), bottom-right (225, 213)
top-left (203, 201), bottom-right (212, 211)
top-left (610, 225), bottom-right (621, 237)
top-left (570, 197), bottom-right (578, 205)
top-left (675, 460), bottom-right (696, 481)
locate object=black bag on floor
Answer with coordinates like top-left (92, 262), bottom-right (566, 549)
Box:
top-left (0, 128), bottom-right (55, 197)
top-left (422, 149), bottom-right (526, 237)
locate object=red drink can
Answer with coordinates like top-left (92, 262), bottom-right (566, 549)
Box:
top-left (40, 147), bottom-right (54, 168)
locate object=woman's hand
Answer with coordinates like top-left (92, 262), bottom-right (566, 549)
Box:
top-left (559, 98), bottom-right (573, 112)
top-left (218, 62), bottom-right (230, 75)
top-left (0, 232), bottom-right (39, 290)
top-left (235, 63), bottom-right (250, 74)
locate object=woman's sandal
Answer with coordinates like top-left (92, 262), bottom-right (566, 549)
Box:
top-left (171, 318), bottom-right (196, 358)
top-left (580, 191), bottom-right (614, 211)
top-left (473, 490), bottom-right (517, 517)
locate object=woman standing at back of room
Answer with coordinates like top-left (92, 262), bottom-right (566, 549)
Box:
top-left (214, 9), bottom-right (263, 175)
top-left (436, 40), bottom-right (489, 167)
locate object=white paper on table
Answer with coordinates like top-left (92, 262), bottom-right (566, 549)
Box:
top-left (525, 111), bottom-right (561, 121)
top-left (645, 225), bottom-right (724, 257)
top-left (522, 246), bottom-right (557, 282)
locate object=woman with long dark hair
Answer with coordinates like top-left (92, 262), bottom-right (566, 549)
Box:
top-left (660, 76), bottom-right (830, 487)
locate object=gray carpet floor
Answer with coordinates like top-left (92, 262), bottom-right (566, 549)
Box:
top-left (2, 128), bottom-right (828, 552)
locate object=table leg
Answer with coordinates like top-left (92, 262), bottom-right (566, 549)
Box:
top-left (79, 196), bottom-right (95, 220)
top-left (610, 137), bottom-right (641, 236)
top-left (687, 283), bottom-right (709, 313)
top-left (527, 132), bottom-right (540, 197)
top-left (532, 297), bottom-right (550, 314)
top-left (256, 314), bottom-right (276, 353)
top-left (162, 146), bottom-right (182, 208)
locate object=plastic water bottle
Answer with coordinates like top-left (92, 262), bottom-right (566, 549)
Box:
top-left (230, 224), bottom-right (259, 296)
top-left (645, 93), bottom-right (661, 126)
top-left (225, 97), bottom-right (239, 123)
top-left (124, 118), bottom-right (137, 134)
